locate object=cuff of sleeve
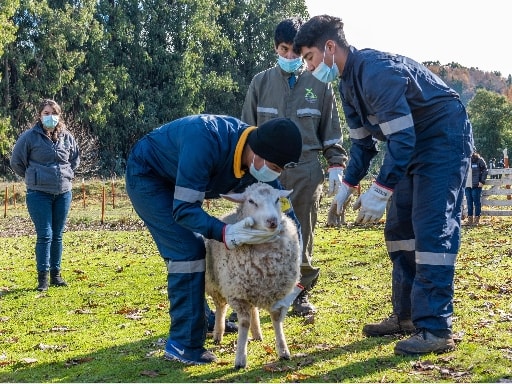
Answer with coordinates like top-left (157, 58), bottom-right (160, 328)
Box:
top-left (222, 224), bottom-right (230, 250)
top-left (374, 181), bottom-right (394, 192)
top-left (343, 180), bottom-right (358, 188)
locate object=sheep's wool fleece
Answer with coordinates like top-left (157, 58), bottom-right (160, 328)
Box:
top-left (205, 184), bottom-right (301, 311)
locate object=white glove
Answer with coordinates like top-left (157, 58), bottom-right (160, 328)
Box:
top-left (271, 284), bottom-right (304, 312)
top-left (353, 182), bottom-right (393, 224)
top-left (333, 182), bottom-right (357, 215)
top-left (327, 166), bottom-right (344, 196)
top-left (223, 217), bottom-right (280, 250)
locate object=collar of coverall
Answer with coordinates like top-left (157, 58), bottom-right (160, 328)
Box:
top-left (233, 125), bottom-right (257, 178)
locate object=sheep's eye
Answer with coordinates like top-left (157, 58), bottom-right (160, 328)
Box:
top-left (248, 198), bottom-right (256, 206)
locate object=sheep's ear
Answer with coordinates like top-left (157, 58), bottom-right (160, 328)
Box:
top-left (220, 193), bottom-right (245, 203)
top-left (279, 189), bottom-right (293, 199)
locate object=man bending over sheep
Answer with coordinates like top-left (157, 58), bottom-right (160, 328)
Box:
top-left (125, 115), bottom-right (302, 365)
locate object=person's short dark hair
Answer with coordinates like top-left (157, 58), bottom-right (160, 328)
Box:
top-left (274, 17), bottom-right (303, 47)
top-left (293, 14), bottom-right (349, 54)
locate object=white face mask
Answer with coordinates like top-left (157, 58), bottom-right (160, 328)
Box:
top-left (249, 155), bottom-right (281, 182)
top-left (42, 114), bottom-right (59, 130)
top-left (312, 45), bottom-right (339, 83)
top-left (277, 55), bottom-right (303, 73)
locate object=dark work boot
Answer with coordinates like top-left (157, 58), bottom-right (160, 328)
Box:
top-left (394, 329), bottom-right (455, 355)
top-left (292, 290), bottom-right (316, 316)
top-left (50, 270), bottom-right (68, 287)
top-left (37, 271), bottom-right (49, 291)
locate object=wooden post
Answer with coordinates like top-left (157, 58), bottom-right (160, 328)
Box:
top-left (3, 187), bottom-right (7, 218)
top-left (111, 178), bottom-right (116, 209)
top-left (82, 179), bottom-right (86, 208)
top-left (101, 183), bottom-right (106, 224)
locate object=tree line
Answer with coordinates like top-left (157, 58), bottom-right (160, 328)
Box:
top-left (1, 1), bottom-right (511, 179)
top-left (0, 0), bottom-right (308, 178)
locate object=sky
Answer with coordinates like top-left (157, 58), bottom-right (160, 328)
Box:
top-left (304, 0), bottom-right (512, 77)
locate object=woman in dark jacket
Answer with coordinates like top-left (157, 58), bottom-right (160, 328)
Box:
top-left (464, 151), bottom-right (488, 225)
top-left (10, 99), bottom-right (80, 291)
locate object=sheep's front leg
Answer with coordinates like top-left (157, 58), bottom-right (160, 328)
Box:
top-left (212, 300), bottom-right (228, 344)
top-left (249, 306), bottom-right (263, 341)
top-left (269, 309), bottom-right (290, 360)
top-left (231, 302), bottom-right (251, 369)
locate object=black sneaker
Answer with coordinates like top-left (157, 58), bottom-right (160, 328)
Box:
top-left (207, 310), bottom-right (238, 333)
top-left (164, 340), bottom-right (217, 365)
top-left (228, 311), bottom-right (238, 322)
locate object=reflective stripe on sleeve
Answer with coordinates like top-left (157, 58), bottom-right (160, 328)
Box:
top-left (379, 114), bottom-right (413, 136)
top-left (174, 186), bottom-right (205, 203)
top-left (349, 126), bottom-right (372, 140)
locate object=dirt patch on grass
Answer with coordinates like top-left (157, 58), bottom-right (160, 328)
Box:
top-left (0, 216), bottom-right (146, 238)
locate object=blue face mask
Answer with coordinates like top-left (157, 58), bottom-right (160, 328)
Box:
top-left (249, 156), bottom-right (281, 182)
top-left (312, 47), bottom-right (339, 83)
top-left (42, 114), bottom-right (59, 130)
top-left (277, 55), bottom-right (303, 73)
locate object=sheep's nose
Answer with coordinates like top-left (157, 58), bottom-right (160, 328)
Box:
top-left (267, 217), bottom-right (278, 229)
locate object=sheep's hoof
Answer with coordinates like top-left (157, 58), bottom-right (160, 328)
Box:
top-left (212, 334), bottom-right (223, 344)
top-left (234, 363), bottom-right (247, 370)
top-left (279, 353), bottom-right (291, 360)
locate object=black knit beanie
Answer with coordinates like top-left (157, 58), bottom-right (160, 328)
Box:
top-left (247, 118), bottom-right (302, 168)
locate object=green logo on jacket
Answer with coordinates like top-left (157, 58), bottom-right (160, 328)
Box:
top-left (305, 88), bottom-right (318, 103)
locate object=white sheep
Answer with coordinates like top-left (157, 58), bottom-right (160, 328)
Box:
top-left (205, 182), bottom-right (301, 369)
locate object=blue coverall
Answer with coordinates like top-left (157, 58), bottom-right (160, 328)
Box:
top-left (125, 114), bottom-right (298, 350)
top-left (341, 47), bottom-right (473, 337)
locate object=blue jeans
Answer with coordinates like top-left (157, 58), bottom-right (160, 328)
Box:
top-left (465, 187), bottom-right (482, 216)
top-left (26, 189), bottom-right (72, 272)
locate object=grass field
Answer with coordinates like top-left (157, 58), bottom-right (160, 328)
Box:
top-left (1, 179), bottom-right (512, 382)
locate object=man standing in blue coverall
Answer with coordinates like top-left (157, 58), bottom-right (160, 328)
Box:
top-left (294, 15), bottom-right (473, 355)
top-left (125, 115), bottom-right (302, 365)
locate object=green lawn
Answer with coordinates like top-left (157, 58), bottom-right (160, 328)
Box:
top-left (1, 180), bottom-right (511, 382)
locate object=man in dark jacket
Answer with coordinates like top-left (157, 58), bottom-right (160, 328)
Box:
top-left (125, 115), bottom-right (302, 365)
top-left (293, 15), bottom-right (473, 356)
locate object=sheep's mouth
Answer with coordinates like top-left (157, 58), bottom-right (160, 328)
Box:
top-left (256, 223), bottom-right (283, 232)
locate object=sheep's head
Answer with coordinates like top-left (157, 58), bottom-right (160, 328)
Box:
top-left (221, 183), bottom-right (293, 232)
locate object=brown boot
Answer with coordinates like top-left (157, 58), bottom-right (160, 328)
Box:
top-left (474, 216), bottom-right (480, 225)
top-left (394, 329), bottom-right (455, 355)
top-left (465, 216), bottom-right (473, 225)
top-left (363, 314), bottom-right (416, 337)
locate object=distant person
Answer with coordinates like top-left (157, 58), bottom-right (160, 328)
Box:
top-left (125, 115), bottom-right (302, 365)
top-left (10, 99), bottom-right (80, 291)
top-left (293, 14), bottom-right (473, 356)
top-left (488, 158), bottom-right (496, 179)
top-left (241, 17), bottom-right (348, 316)
top-left (496, 158), bottom-right (505, 179)
top-left (464, 150), bottom-right (488, 225)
